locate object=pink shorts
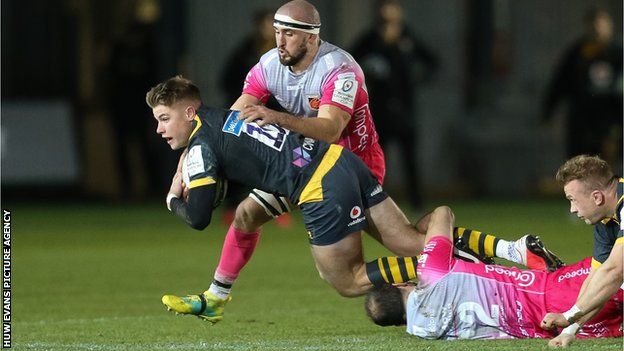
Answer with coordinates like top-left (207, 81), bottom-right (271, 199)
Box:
top-left (416, 235), bottom-right (455, 286)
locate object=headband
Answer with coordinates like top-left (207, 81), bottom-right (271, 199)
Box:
top-left (273, 14), bottom-right (321, 34)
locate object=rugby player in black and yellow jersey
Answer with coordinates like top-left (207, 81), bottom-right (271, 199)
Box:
top-left (145, 75), bottom-right (434, 322)
top-left (541, 155), bottom-right (623, 347)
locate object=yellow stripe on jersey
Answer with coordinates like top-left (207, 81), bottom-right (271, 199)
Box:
top-left (615, 237), bottom-right (624, 245)
top-left (189, 115), bottom-right (202, 140)
top-left (298, 145), bottom-right (343, 205)
top-left (188, 177), bottom-right (215, 189)
top-left (591, 257), bottom-right (602, 269)
top-left (404, 256), bottom-right (417, 279)
top-left (387, 257), bottom-right (403, 283)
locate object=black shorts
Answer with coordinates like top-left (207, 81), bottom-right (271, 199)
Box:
top-left (298, 145), bottom-right (388, 245)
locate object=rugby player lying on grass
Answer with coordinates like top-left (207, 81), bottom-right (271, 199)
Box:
top-left (365, 206), bottom-right (623, 341)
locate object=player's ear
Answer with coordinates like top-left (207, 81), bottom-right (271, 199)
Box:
top-left (308, 33), bottom-right (318, 44)
top-left (591, 189), bottom-right (605, 206)
top-left (184, 105), bottom-right (196, 121)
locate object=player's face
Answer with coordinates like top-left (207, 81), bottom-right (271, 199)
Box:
top-left (152, 102), bottom-right (194, 150)
top-left (563, 180), bottom-right (602, 225)
top-left (275, 27), bottom-right (309, 66)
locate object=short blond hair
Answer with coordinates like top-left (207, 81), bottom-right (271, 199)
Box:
top-left (145, 75), bottom-right (201, 109)
top-left (555, 155), bottom-right (615, 191)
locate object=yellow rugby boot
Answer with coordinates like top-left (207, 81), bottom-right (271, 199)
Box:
top-left (161, 291), bottom-right (231, 324)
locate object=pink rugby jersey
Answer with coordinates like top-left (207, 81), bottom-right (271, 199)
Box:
top-left (407, 236), bottom-right (623, 340)
top-left (242, 41), bottom-right (385, 184)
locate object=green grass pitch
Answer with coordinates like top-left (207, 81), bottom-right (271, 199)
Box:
top-left (11, 200), bottom-right (624, 350)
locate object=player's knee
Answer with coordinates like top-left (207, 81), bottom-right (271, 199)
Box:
top-left (324, 278), bottom-right (364, 297)
top-left (336, 284), bottom-right (365, 297)
top-left (233, 199), bottom-right (269, 231)
top-left (432, 205), bottom-right (454, 222)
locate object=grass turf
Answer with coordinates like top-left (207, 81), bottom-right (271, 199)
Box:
top-left (10, 200), bottom-right (623, 350)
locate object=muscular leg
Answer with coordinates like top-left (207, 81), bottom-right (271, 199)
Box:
top-left (374, 202), bottom-right (531, 264)
top-left (161, 197), bottom-right (288, 321)
top-left (364, 197), bottom-right (425, 257)
top-left (310, 232), bottom-right (369, 297)
top-left (310, 231), bottom-right (420, 297)
top-left (232, 196), bottom-right (273, 232)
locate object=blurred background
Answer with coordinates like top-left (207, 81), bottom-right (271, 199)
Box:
top-left (2, 0), bottom-right (622, 206)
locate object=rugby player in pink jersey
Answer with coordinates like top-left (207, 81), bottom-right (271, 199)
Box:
top-left (365, 206), bottom-right (623, 340)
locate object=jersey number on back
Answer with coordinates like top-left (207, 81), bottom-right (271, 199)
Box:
top-left (244, 122), bottom-right (289, 151)
top-left (222, 111), bottom-right (289, 151)
top-left (457, 302), bottom-right (504, 338)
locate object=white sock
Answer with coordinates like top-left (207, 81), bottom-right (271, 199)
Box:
top-left (207, 281), bottom-right (231, 300)
top-left (495, 239), bottom-right (521, 263)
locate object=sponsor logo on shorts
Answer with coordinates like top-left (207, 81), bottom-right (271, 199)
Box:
top-left (417, 254), bottom-right (428, 267)
top-left (423, 241), bottom-right (437, 253)
top-left (485, 265), bottom-right (535, 287)
top-left (557, 267), bottom-right (591, 283)
top-left (370, 184), bottom-right (383, 196)
top-left (350, 206), bottom-right (361, 219)
top-left (347, 206), bottom-right (365, 227)
top-left (418, 241), bottom-right (438, 268)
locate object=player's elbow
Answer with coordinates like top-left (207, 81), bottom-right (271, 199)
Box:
top-left (318, 129), bottom-right (341, 144)
top-left (188, 215), bottom-right (212, 231)
top-left (317, 119), bottom-right (344, 144)
top-left (326, 130), bottom-right (342, 144)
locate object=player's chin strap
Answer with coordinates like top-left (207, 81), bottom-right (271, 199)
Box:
top-left (273, 14), bottom-right (320, 34)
